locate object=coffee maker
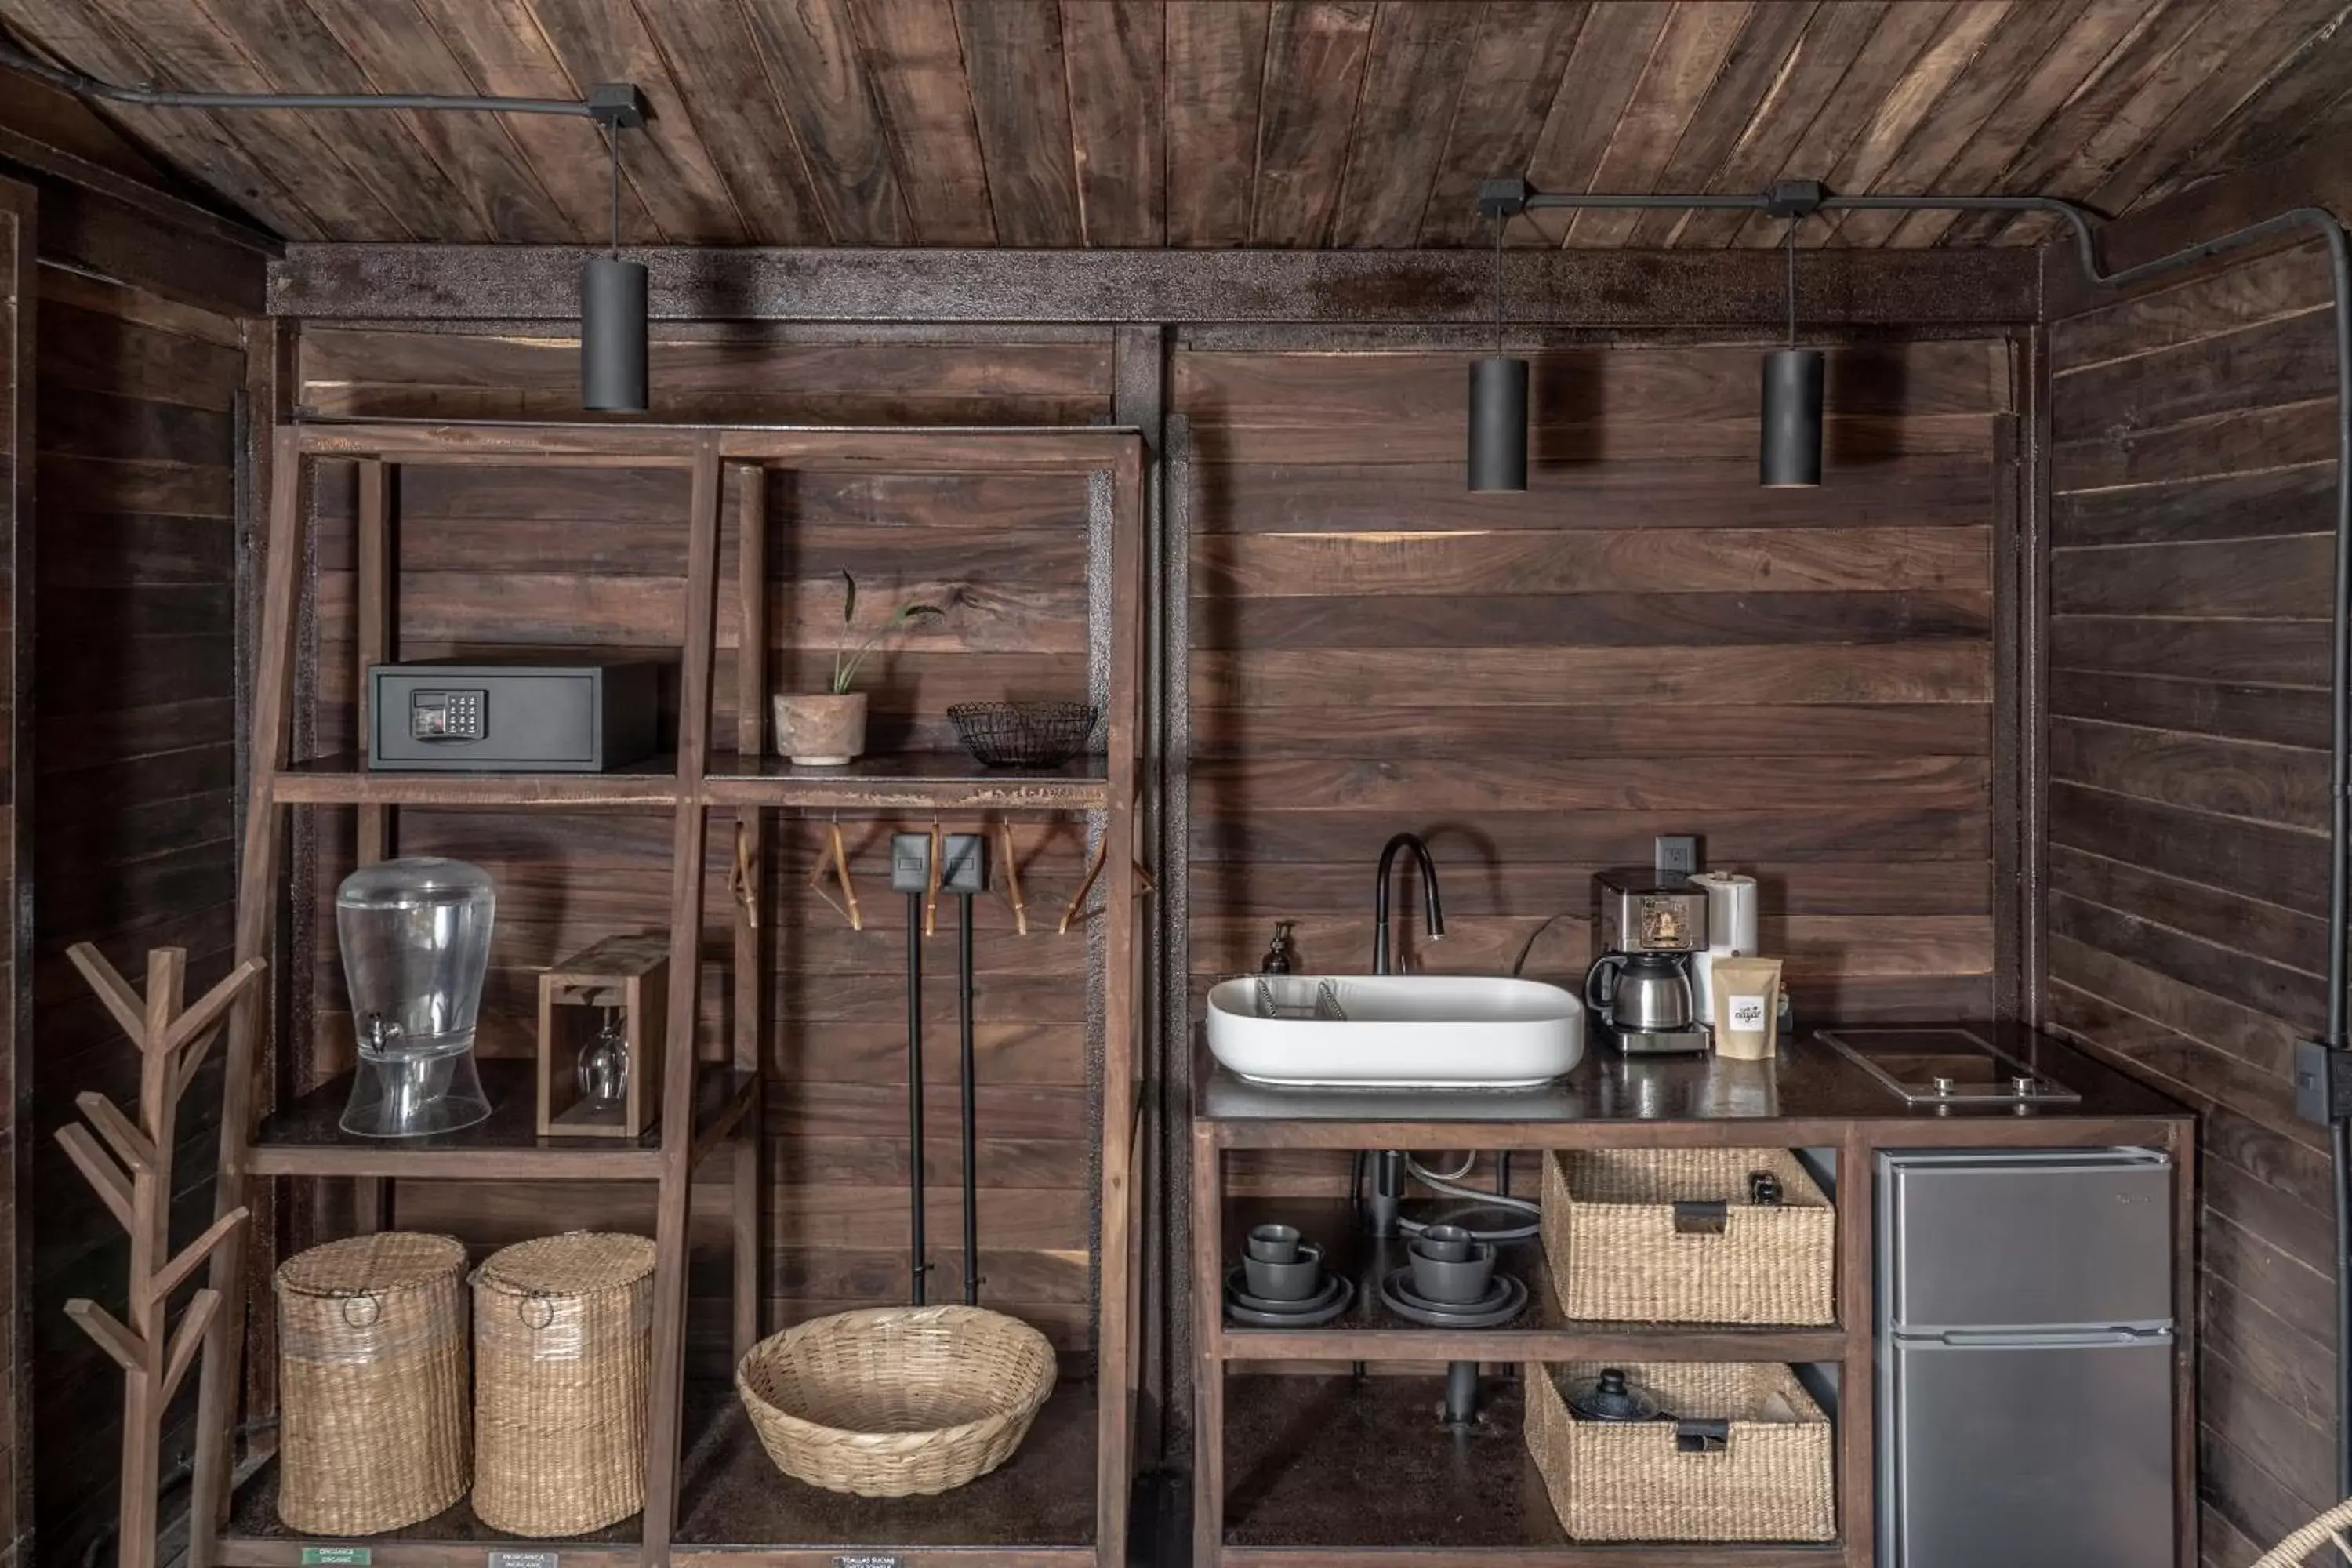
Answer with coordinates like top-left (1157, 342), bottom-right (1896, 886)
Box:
top-left (1586, 871), bottom-right (1711, 1054)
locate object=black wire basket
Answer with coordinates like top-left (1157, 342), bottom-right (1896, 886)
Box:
top-left (947, 702), bottom-right (1099, 768)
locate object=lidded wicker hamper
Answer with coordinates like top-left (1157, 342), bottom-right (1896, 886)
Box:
top-left (737, 1305), bottom-right (1058, 1498)
top-left (275, 1232), bottom-right (470, 1535)
top-left (1542, 1147), bottom-right (1835, 1324)
top-left (1524, 1361), bottom-right (1836, 1542)
top-left (472, 1231), bottom-right (657, 1536)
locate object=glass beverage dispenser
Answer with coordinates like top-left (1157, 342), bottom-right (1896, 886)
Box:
top-left (336, 857), bottom-right (496, 1137)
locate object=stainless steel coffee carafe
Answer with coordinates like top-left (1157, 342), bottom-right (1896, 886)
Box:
top-left (1586, 951), bottom-right (1697, 1033)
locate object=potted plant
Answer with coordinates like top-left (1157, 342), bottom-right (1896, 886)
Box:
top-left (772, 572), bottom-right (942, 765)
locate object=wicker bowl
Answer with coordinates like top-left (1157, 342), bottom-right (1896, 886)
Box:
top-left (735, 1306), bottom-right (1058, 1497)
top-left (947, 702), bottom-right (1098, 768)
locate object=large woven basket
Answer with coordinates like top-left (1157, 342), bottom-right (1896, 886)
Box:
top-left (1542, 1147), bottom-right (1835, 1324)
top-left (276, 1232), bottom-right (470, 1535)
top-left (1525, 1361), bottom-right (1836, 1542)
top-left (473, 1232), bottom-right (656, 1536)
top-left (736, 1306), bottom-right (1057, 1497)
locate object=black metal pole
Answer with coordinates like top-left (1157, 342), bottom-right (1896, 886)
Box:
top-left (1443, 1359), bottom-right (1480, 1427)
top-left (906, 891), bottom-right (927, 1306)
top-left (0, 39), bottom-right (600, 115)
top-left (959, 892), bottom-right (980, 1307)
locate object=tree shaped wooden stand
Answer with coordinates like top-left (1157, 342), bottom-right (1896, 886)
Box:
top-left (57, 944), bottom-right (266, 1568)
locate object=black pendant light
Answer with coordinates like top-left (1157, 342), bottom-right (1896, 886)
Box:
top-left (1468, 206), bottom-right (1528, 492)
top-left (583, 100), bottom-right (648, 413)
top-left (1760, 219), bottom-right (1823, 487)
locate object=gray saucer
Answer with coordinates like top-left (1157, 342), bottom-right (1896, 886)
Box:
top-left (1378, 1266), bottom-right (1528, 1328)
top-left (1225, 1268), bottom-right (1354, 1328)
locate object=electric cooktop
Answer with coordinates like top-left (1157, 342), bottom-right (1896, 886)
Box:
top-left (1816, 1025), bottom-right (2082, 1108)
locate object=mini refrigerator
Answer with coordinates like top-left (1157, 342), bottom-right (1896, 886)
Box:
top-left (1877, 1148), bottom-right (2175, 1568)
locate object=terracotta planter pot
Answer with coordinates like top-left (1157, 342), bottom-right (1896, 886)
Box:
top-left (772, 691), bottom-right (867, 766)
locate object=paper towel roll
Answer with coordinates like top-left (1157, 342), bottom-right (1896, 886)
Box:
top-left (1690, 870), bottom-right (1759, 956)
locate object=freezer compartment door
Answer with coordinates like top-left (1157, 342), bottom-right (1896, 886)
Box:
top-left (1882, 1334), bottom-right (2174, 1568)
top-left (1882, 1149), bottom-right (2173, 1330)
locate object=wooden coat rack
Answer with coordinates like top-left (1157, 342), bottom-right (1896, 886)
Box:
top-left (59, 943), bottom-right (266, 1568)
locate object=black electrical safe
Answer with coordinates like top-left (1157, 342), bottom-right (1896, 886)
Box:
top-left (368, 661), bottom-right (660, 771)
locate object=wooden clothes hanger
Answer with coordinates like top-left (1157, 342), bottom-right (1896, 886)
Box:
top-left (1058, 839), bottom-right (1157, 935)
top-left (804, 818), bottom-right (862, 931)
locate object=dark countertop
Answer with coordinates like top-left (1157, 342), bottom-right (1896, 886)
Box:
top-left (1196, 1022), bottom-right (2190, 1143)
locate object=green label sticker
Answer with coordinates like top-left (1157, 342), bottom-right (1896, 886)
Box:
top-left (488, 1553), bottom-right (558, 1568)
top-left (300, 1550), bottom-right (372, 1566)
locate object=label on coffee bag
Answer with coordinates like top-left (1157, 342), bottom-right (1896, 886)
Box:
top-left (1728, 993), bottom-right (1768, 1029)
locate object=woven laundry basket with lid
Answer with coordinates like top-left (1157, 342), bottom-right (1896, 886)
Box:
top-left (275, 1232), bottom-right (470, 1535)
top-left (472, 1231), bottom-right (657, 1536)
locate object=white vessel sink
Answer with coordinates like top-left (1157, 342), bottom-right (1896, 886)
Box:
top-left (1203, 974), bottom-right (1583, 1089)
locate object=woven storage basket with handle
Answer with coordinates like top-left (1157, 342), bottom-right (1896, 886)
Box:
top-left (276, 1232), bottom-right (470, 1535)
top-left (473, 1231), bottom-right (656, 1536)
top-left (736, 1305), bottom-right (1057, 1497)
top-left (1542, 1147), bottom-right (1835, 1324)
top-left (1524, 1361), bottom-right (1836, 1542)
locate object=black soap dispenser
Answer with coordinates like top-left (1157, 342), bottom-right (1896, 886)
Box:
top-left (1260, 921), bottom-right (1296, 975)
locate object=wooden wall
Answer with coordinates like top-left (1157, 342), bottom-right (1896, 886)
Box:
top-left (1179, 339), bottom-right (2013, 1056)
top-left (29, 265), bottom-right (248, 1566)
top-left (0, 176), bottom-right (31, 1568)
top-left (292, 325), bottom-right (1113, 1374)
top-left (2043, 240), bottom-right (2339, 1566)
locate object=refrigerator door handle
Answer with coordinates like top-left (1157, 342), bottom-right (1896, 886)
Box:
top-left (1921, 1326), bottom-right (2173, 1350)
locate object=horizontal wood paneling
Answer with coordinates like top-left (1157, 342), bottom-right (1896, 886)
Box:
top-left (296, 332), bottom-right (1109, 1363)
top-left (2045, 234), bottom-right (2339, 1544)
top-left (1182, 339), bottom-right (2009, 1196)
top-left (30, 269), bottom-right (245, 1566)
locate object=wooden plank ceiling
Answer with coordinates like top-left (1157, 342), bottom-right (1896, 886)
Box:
top-left (2, 0), bottom-right (2350, 248)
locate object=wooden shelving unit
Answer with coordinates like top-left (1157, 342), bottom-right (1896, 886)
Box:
top-left (1188, 1043), bottom-right (2198, 1568)
top-left (191, 420), bottom-right (1146, 1568)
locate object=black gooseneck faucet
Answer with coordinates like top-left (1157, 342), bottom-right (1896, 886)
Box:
top-left (1372, 831), bottom-right (1446, 977)
top-left (1363, 833), bottom-right (1446, 1240)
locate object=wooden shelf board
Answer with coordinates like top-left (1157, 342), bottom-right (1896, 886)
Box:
top-left (1214, 1200), bottom-right (1845, 1362)
top-left (1221, 1373), bottom-right (1839, 1564)
top-left (221, 1380), bottom-right (1096, 1564)
top-left (249, 1060), bottom-right (754, 1180)
top-left (702, 750), bottom-right (1108, 811)
top-left (274, 754), bottom-right (684, 808)
top-left (673, 1378), bottom-right (1097, 1551)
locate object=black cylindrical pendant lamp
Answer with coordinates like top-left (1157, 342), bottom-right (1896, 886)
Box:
top-left (1760, 347), bottom-right (1823, 488)
top-left (1469, 356), bottom-right (1529, 492)
top-left (581, 255), bottom-right (648, 413)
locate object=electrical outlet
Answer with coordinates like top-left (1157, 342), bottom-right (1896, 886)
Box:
top-left (887, 833), bottom-right (989, 895)
top-left (1654, 834), bottom-right (1699, 877)
top-left (889, 833), bottom-right (932, 893)
top-left (939, 833), bottom-right (988, 895)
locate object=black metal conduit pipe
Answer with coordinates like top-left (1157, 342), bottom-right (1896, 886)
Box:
top-left (0, 38), bottom-right (597, 115)
top-left (1508, 180), bottom-right (2352, 1497)
top-left (906, 891), bottom-right (930, 1307)
top-left (958, 891), bottom-right (981, 1307)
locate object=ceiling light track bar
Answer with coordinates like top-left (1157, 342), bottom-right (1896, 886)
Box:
top-left (0, 38), bottom-right (641, 122)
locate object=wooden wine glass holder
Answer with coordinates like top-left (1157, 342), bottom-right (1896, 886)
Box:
top-left (188, 422), bottom-right (1146, 1568)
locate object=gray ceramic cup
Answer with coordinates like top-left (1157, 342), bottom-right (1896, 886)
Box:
top-left (1408, 1239), bottom-right (1496, 1305)
top-left (1246, 1223), bottom-right (1301, 1264)
top-left (1414, 1224), bottom-right (1475, 1261)
top-left (1243, 1242), bottom-right (1325, 1301)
